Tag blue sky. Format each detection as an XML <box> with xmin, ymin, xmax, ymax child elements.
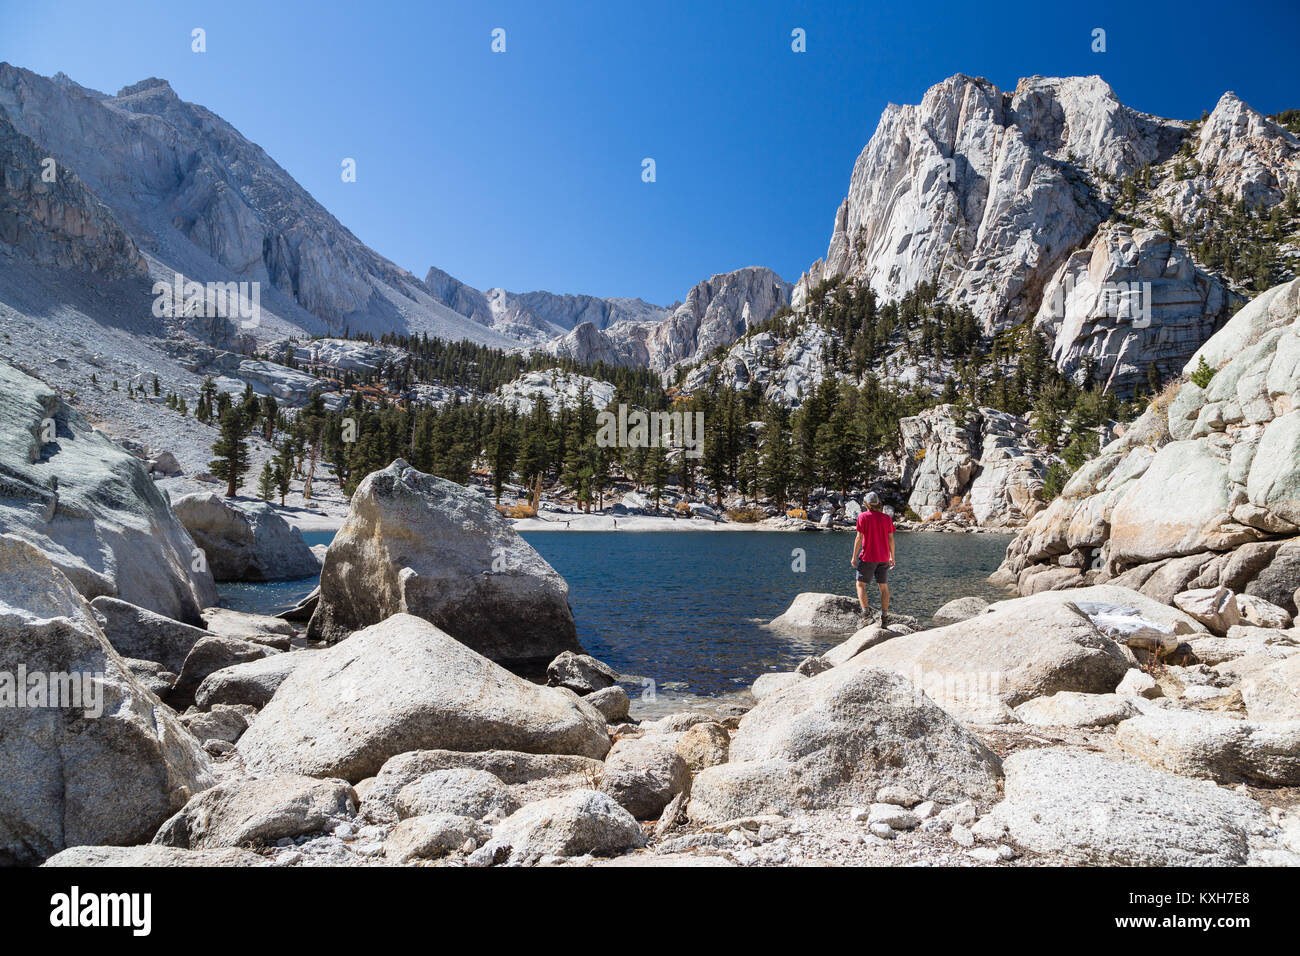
<box><xmin>4</xmin><ymin>0</ymin><xmax>1299</xmax><ymax>304</ymax></box>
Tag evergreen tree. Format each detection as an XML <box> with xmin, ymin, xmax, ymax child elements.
<box><xmin>257</xmin><ymin>461</ymin><xmax>276</xmax><ymax>501</ymax></box>
<box><xmin>210</xmin><ymin>405</ymin><xmax>253</xmax><ymax>498</ymax></box>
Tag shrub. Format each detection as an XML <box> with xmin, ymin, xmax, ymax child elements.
<box><xmin>1189</xmin><ymin>356</ymin><xmax>1215</xmax><ymax>389</ymax></box>
<box><xmin>497</xmin><ymin>502</ymin><xmax>536</xmax><ymax>519</ymax></box>
<box><xmin>726</xmin><ymin>506</ymin><xmax>764</xmax><ymax>523</ymax></box>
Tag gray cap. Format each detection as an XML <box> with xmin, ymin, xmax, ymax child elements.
<box><xmin>864</xmin><ymin>492</ymin><xmax>881</xmax><ymax>506</ymax></box>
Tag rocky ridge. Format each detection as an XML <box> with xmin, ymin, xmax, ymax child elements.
<box><xmin>999</xmin><ymin>275</ymin><xmax>1300</xmax><ymax>608</ymax></box>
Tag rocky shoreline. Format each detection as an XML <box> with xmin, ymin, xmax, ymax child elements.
<box><xmin>4</xmin><ymin>375</ymin><xmax>1298</xmax><ymax>866</ymax></box>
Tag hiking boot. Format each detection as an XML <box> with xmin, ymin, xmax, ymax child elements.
<box><xmin>880</xmin><ymin>611</ymin><xmax>890</xmax><ymax>628</ymax></box>
<box><xmin>859</xmin><ymin>610</ymin><xmax>873</xmax><ymax>629</ymax></box>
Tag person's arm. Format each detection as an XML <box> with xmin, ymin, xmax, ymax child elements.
<box><xmin>888</xmin><ymin>532</ymin><xmax>895</xmax><ymax>567</ymax></box>
<box><xmin>852</xmin><ymin>531</ymin><xmax>862</xmax><ymax>566</ymax></box>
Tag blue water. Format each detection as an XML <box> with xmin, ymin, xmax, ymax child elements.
<box><xmin>214</xmin><ymin>531</ymin><xmax>334</xmax><ymax>615</ymax></box>
<box><xmin>220</xmin><ymin>529</ymin><xmax>1010</xmax><ymax>704</ymax></box>
<box><xmin>525</xmin><ymin>531</ymin><xmax>1010</xmax><ymax>699</ymax></box>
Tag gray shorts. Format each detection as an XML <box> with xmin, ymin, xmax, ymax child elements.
<box><xmin>856</xmin><ymin>561</ymin><xmax>889</xmax><ymax>584</ymax></box>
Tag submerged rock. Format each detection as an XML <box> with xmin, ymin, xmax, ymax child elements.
<box><xmin>307</xmin><ymin>461</ymin><xmax>579</xmax><ymax>664</ymax></box>
<box><xmin>767</xmin><ymin>592</ymin><xmax>863</xmax><ymax>635</ymax></box>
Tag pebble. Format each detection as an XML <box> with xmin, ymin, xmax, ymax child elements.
<box><xmin>875</xmin><ymin>785</ymin><xmax>921</xmax><ymax>807</ymax></box>
<box><xmin>951</xmin><ymin>825</ymin><xmax>975</xmax><ymax>848</ymax></box>
<box><xmin>869</xmin><ymin>803</ymin><xmax>920</xmax><ymax>830</ymax></box>
<box><xmin>939</xmin><ymin>801</ymin><xmax>977</xmax><ymax>827</ymax></box>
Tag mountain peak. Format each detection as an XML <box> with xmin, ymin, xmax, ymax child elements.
<box><xmin>114</xmin><ymin>77</ymin><xmax>177</xmax><ymax>100</ymax></box>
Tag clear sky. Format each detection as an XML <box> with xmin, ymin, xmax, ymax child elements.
<box><xmin>4</xmin><ymin>0</ymin><xmax>1299</xmax><ymax>305</ymax></box>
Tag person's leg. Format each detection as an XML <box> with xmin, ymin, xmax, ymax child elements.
<box><xmin>855</xmin><ymin>578</ymin><xmax>870</xmax><ymax>614</ymax></box>
<box><xmin>879</xmin><ymin>582</ymin><xmax>890</xmax><ymax>615</ymax></box>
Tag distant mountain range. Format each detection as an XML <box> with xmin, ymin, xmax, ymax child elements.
<box><xmin>0</xmin><ymin>63</ymin><xmax>791</xmax><ymax>375</ymax></box>
<box><xmin>2</xmin><ymin>64</ymin><xmax>1296</xmax><ymax>396</ymax></box>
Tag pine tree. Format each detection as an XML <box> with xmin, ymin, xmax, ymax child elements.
<box><xmin>275</xmin><ymin>441</ymin><xmax>295</xmax><ymax>505</ymax></box>
<box><xmin>257</xmin><ymin>461</ymin><xmax>276</xmax><ymax>501</ymax></box>
<box><xmin>210</xmin><ymin>405</ymin><xmax>252</xmax><ymax>498</ymax></box>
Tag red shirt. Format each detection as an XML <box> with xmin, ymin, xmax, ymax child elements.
<box><xmin>856</xmin><ymin>510</ymin><xmax>895</xmax><ymax>563</ymax></box>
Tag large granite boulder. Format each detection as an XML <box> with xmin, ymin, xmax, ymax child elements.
<box><xmin>306</xmin><ymin>461</ymin><xmax>579</xmax><ymax>664</ymax></box>
<box><xmin>476</xmin><ymin>790</ymin><xmax>645</xmax><ymax>864</ymax></box>
<box><xmin>193</xmin><ymin>652</ymin><xmax>305</xmax><ymax>710</ymax></box>
<box><xmin>90</xmin><ymin>595</ymin><xmax>210</xmax><ymax>674</ymax></box>
<box><xmin>394</xmin><ymin>769</ymin><xmax>519</xmax><ymax>821</ymax></box>
<box><xmin>237</xmin><ymin>614</ymin><xmax>610</xmax><ymax>781</ymax></box>
<box><xmin>853</xmin><ymin>589</ymin><xmax>1134</xmax><ymax>719</ymax></box>
<box><xmin>1116</xmin><ymin>710</ymin><xmax>1300</xmax><ymax>786</ymax></box>
<box><xmin>172</xmin><ymin>493</ymin><xmax>320</xmax><ymax>582</ymax></box>
<box><xmin>41</xmin><ymin>845</ymin><xmax>266</xmax><ymax>867</ymax></box>
<box><xmin>154</xmin><ymin>775</ymin><xmax>357</xmax><ymax>849</ymax></box>
<box><xmin>384</xmin><ymin>814</ymin><xmax>491</xmax><ymax>863</ymax></box>
<box><xmin>598</xmin><ymin>738</ymin><xmax>691</xmax><ymax>820</ymax></box>
<box><xmin>688</xmin><ymin>665</ymin><xmax>1002</xmax><ymax>824</ymax></box>
<box><xmin>361</xmin><ymin>749</ymin><xmax>607</xmax><ymax>825</ymax></box>
<box><xmin>985</xmin><ymin>748</ymin><xmax>1276</xmax><ymax>866</ymax></box>
<box><xmin>0</xmin><ymin>361</ymin><xmax>216</xmax><ymax>623</ymax></box>
<box><xmin>1241</xmin><ymin>655</ymin><xmax>1300</xmax><ymax>721</ymax></box>
<box><xmin>0</xmin><ymin>535</ymin><xmax>214</xmax><ymax>865</ymax></box>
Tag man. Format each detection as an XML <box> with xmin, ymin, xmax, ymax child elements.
<box><xmin>851</xmin><ymin>492</ymin><xmax>896</xmax><ymax>627</ymax></box>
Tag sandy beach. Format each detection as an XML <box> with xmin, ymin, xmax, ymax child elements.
<box><xmin>511</xmin><ymin>511</ymin><xmax>841</xmax><ymax>533</ymax></box>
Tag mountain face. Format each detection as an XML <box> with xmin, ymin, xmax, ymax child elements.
<box><xmin>0</xmin><ymin>65</ymin><xmax>515</xmax><ymax>347</ymax></box>
<box><xmin>794</xmin><ymin>75</ymin><xmax>1185</xmax><ymax>324</ymax></box>
<box><xmin>544</xmin><ymin>267</ymin><xmax>792</xmax><ymax>372</ymax></box>
<box><xmin>0</xmin><ymin>107</ymin><xmax>145</xmax><ymax>278</ymax></box>
<box><xmin>423</xmin><ymin>265</ymin><xmax>670</xmax><ymax>345</ymax></box>
<box><xmin>1033</xmin><ymin>225</ymin><xmax>1235</xmax><ymax>392</ymax></box>
<box><xmin>783</xmin><ymin>74</ymin><xmax>1299</xmax><ymax>394</ymax></box>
